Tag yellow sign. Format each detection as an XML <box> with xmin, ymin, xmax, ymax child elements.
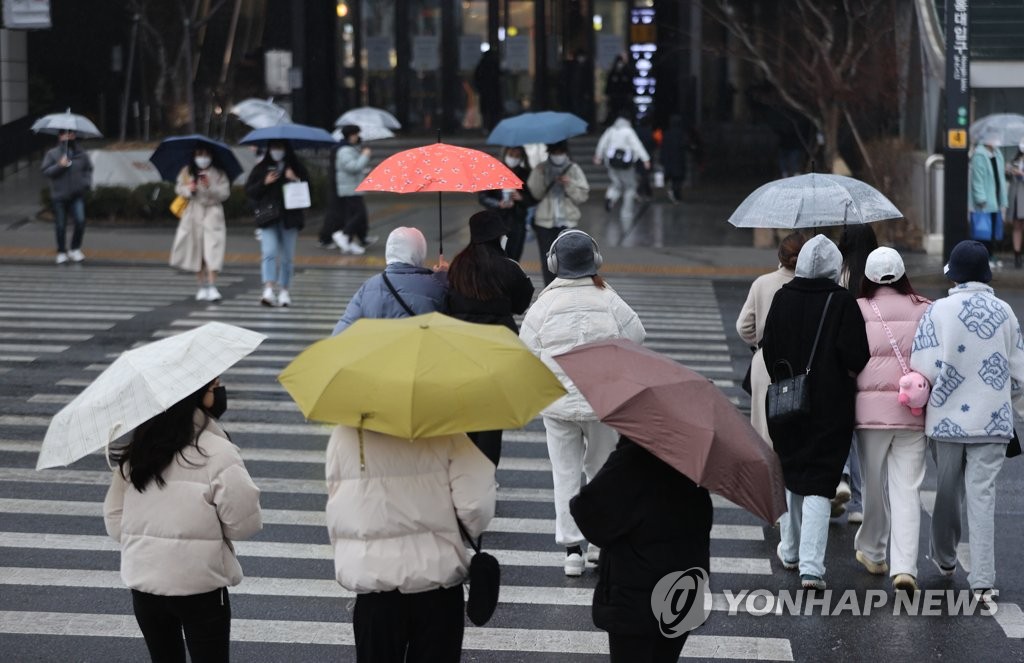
<box><xmin>948</xmin><ymin>129</ymin><xmax>967</xmax><ymax>149</ymax></box>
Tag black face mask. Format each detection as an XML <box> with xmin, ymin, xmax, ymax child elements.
<box><xmin>207</xmin><ymin>386</ymin><xmax>228</xmax><ymax>419</ymax></box>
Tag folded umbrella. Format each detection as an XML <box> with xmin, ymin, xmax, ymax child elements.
<box><xmin>31</xmin><ymin>108</ymin><xmax>103</xmax><ymax>138</ymax></box>
<box><xmin>278</xmin><ymin>312</ymin><xmax>565</xmax><ymax>439</ymax></box>
<box><xmin>727</xmin><ymin>173</ymin><xmax>903</xmax><ymax>229</ymax></box>
<box><xmin>553</xmin><ymin>338</ymin><xmax>787</xmax><ymax>523</ymax></box>
<box><xmin>486</xmin><ymin>111</ymin><xmax>588</xmax><ymax>147</ymax></box>
<box><xmin>38</xmin><ymin>322</ymin><xmax>266</xmax><ymax>470</ymax></box>
<box><xmin>239</xmin><ymin>123</ymin><xmax>336</xmax><ymax>150</ymax></box>
<box><xmin>149</xmin><ymin>134</ymin><xmax>243</xmax><ymax>183</ymax></box>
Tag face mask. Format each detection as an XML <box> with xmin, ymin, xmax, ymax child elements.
<box><xmin>504</xmin><ymin>156</ymin><xmax>522</xmax><ymax>169</ymax></box>
<box><xmin>269</xmin><ymin>149</ymin><xmax>286</xmax><ymax>162</ymax></box>
<box><xmin>206</xmin><ymin>386</ymin><xmax>228</xmax><ymax>419</ymax></box>
<box><xmin>549</xmin><ymin>154</ymin><xmax>568</xmax><ymax>166</ymax></box>
<box><xmin>194</xmin><ymin>156</ymin><xmax>212</xmax><ymax>169</ymax></box>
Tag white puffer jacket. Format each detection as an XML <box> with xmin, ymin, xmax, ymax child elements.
<box><xmin>103</xmin><ymin>415</ymin><xmax>262</xmax><ymax>596</ymax></box>
<box><xmin>326</xmin><ymin>426</ymin><xmax>496</xmax><ymax>594</ymax></box>
<box><xmin>520</xmin><ymin>278</ymin><xmax>646</xmax><ymax>420</ymax></box>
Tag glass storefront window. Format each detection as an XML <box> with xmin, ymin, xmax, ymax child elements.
<box><xmin>408</xmin><ymin>1</ymin><xmax>441</xmax><ymax>129</ymax></box>
<box><xmin>361</xmin><ymin>0</ymin><xmax>397</xmax><ymax>115</ymax></box>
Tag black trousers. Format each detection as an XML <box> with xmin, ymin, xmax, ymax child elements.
<box><xmin>340</xmin><ymin>196</ymin><xmax>370</xmax><ymax>243</ymax></box>
<box><xmin>608</xmin><ymin>632</ymin><xmax>688</xmax><ymax>663</ymax></box>
<box><xmin>533</xmin><ymin>224</ymin><xmax>565</xmax><ymax>286</ymax></box>
<box><xmin>319</xmin><ymin>196</ymin><xmax>345</xmax><ymax>244</ymax></box>
<box><xmin>131</xmin><ymin>588</ymin><xmax>230</xmax><ymax>663</ymax></box>
<box><xmin>468</xmin><ymin>429</ymin><xmax>503</xmax><ymax>466</ymax></box>
<box><xmin>353</xmin><ymin>585</ymin><xmax>465</xmax><ymax>663</ymax></box>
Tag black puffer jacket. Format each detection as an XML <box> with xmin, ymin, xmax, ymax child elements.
<box><xmin>446</xmin><ymin>246</ymin><xmax>535</xmax><ymax>333</ymax></box>
<box><xmin>570</xmin><ymin>437</ymin><xmax>712</xmax><ymax>636</ymax></box>
<box><xmin>245</xmin><ymin>155</ymin><xmax>310</xmax><ymax>230</ymax></box>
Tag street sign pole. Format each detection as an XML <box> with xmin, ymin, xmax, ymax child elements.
<box><xmin>943</xmin><ymin>0</ymin><xmax>970</xmax><ymax>261</ymax></box>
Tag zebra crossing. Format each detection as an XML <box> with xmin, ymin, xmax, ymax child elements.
<box><xmin>0</xmin><ymin>263</ymin><xmax>795</xmax><ymax>661</ymax></box>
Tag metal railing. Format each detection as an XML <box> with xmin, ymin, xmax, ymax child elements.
<box><xmin>923</xmin><ymin>153</ymin><xmax>945</xmax><ymax>254</ymax></box>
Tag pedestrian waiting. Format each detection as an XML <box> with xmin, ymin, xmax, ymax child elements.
<box><xmin>910</xmin><ymin>240</ymin><xmax>1024</xmax><ymax>602</ymax></box>
<box><xmin>852</xmin><ymin>247</ymin><xmax>931</xmax><ymax>592</ymax></box>
<box><xmin>42</xmin><ymin>129</ymin><xmax>93</xmax><ymax>264</ymax></box>
<box><xmin>520</xmin><ymin>229</ymin><xmax>645</xmax><ymax>576</ymax></box>
<box><xmin>761</xmin><ymin>234</ymin><xmax>869</xmax><ymax>590</ymax></box>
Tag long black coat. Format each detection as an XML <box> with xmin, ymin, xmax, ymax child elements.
<box><xmin>570</xmin><ymin>437</ymin><xmax>712</xmax><ymax>636</ymax></box>
<box><xmin>761</xmin><ymin>277</ymin><xmax>870</xmax><ymax>497</ymax></box>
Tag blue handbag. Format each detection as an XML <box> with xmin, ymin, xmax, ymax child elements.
<box><xmin>970</xmin><ymin>210</ymin><xmax>1004</xmax><ymax>242</ymax></box>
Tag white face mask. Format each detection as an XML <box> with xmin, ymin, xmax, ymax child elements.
<box><xmin>504</xmin><ymin>156</ymin><xmax>522</xmax><ymax>169</ymax></box>
<box><xmin>269</xmin><ymin>149</ymin><xmax>286</xmax><ymax>162</ymax></box>
<box><xmin>549</xmin><ymin>154</ymin><xmax>569</xmax><ymax>166</ymax></box>
<box><xmin>194</xmin><ymin>156</ymin><xmax>212</xmax><ymax>169</ymax></box>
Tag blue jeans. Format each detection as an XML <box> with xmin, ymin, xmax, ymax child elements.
<box><xmin>780</xmin><ymin>491</ymin><xmax>831</xmax><ymax>578</ymax></box>
<box><xmin>260</xmin><ymin>221</ymin><xmax>298</xmax><ymax>288</ymax></box>
<box><xmin>843</xmin><ymin>434</ymin><xmax>863</xmax><ymax>513</ymax></box>
<box><xmin>53</xmin><ymin>196</ymin><xmax>86</xmax><ymax>253</ymax></box>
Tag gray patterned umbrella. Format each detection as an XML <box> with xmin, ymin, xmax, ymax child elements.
<box><xmin>727</xmin><ymin>173</ymin><xmax>903</xmax><ymax>229</ymax></box>
<box><xmin>31</xmin><ymin>109</ymin><xmax>102</xmax><ymax>138</ymax></box>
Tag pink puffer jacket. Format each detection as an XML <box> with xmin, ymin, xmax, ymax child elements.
<box><xmin>855</xmin><ymin>288</ymin><xmax>931</xmax><ymax>430</ymax></box>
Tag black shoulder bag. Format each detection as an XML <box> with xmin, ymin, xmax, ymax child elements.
<box><xmin>457</xmin><ymin>519</ymin><xmax>500</xmax><ymax>626</ymax></box>
<box><xmin>381</xmin><ymin>272</ymin><xmax>416</xmax><ymax>316</ymax></box>
<box><xmin>766</xmin><ymin>292</ymin><xmax>833</xmax><ymax>425</ymax></box>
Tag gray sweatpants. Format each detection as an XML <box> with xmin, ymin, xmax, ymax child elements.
<box><xmin>929</xmin><ymin>439</ymin><xmax>1007</xmax><ymax>590</ymax></box>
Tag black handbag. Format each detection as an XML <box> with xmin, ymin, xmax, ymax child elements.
<box><xmin>253</xmin><ymin>199</ymin><xmax>282</xmax><ymax>227</ymax></box>
<box><xmin>766</xmin><ymin>292</ymin><xmax>833</xmax><ymax>425</ymax></box>
<box><xmin>457</xmin><ymin>519</ymin><xmax>500</xmax><ymax>626</ymax></box>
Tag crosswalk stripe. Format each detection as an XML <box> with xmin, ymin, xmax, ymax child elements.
<box><xmin>0</xmin><ymin>610</ymin><xmax>794</xmax><ymax>659</ymax></box>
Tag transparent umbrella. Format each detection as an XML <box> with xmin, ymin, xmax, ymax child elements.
<box><xmin>335</xmin><ymin>106</ymin><xmax>402</xmax><ymax>130</ymax></box>
<box><xmin>727</xmin><ymin>173</ymin><xmax>903</xmax><ymax>229</ymax></box>
<box><xmin>31</xmin><ymin>109</ymin><xmax>103</xmax><ymax>138</ymax></box>
<box><xmin>230</xmin><ymin>98</ymin><xmax>291</xmax><ymax>129</ymax></box>
<box><xmin>970</xmin><ymin>113</ymin><xmax>1024</xmax><ymax>147</ymax></box>
<box><xmin>332</xmin><ymin>125</ymin><xmax>395</xmax><ymax>142</ymax></box>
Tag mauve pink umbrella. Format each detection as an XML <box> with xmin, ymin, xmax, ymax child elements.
<box><xmin>554</xmin><ymin>338</ymin><xmax>787</xmax><ymax>523</ymax></box>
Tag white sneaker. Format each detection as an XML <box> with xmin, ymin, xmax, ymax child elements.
<box><xmin>363</xmin><ymin>235</ymin><xmax>379</xmax><ymax>248</ymax></box>
<box><xmin>254</xmin><ymin>228</ymin><xmax>263</xmax><ymax>241</ymax></box>
<box><xmin>277</xmin><ymin>289</ymin><xmax>291</xmax><ymax>307</ymax></box>
<box><xmin>68</xmin><ymin>249</ymin><xmax>85</xmax><ymax>262</ymax></box>
<box><xmin>55</xmin><ymin>252</ymin><xmax>69</xmax><ymax>264</ymax></box>
<box><xmin>260</xmin><ymin>286</ymin><xmax>276</xmax><ymax>307</ymax></box>
<box><xmin>586</xmin><ymin>544</ymin><xmax>601</xmax><ymax>565</ymax></box>
<box><xmin>206</xmin><ymin>286</ymin><xmax>222</xmax><ymax>302</ymax></box>
<box><xmin>195</xmin><ymin>286</ymin><xmax>210</xmax><ymax>301</ymax></box>
<box><xmin>332</xmin><ymin>231</ymin><xmax>351</xmax><ymax>253</ymax></box>
<box><xmin>348</xmin><ymin>242</ymin><xmax>366</xmax><ymax>255</ymax></box>
<box><xmin>564</xmin><ymin>553</ymin><xmax>585</xmax><ymax>577</ymax></box>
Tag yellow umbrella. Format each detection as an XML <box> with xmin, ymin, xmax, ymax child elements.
<box><xmin>278</xmin><ymin>312</ymin><xmax>565</xmax><ymax>439</ymax></box>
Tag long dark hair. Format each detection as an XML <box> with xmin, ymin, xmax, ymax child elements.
<box><xmin>448</xmin><ymin>241</ymin><xmax>508</xmax><ymax>300</ymax></box>
<box><xmin>859</xmin><ymin>274</ymin><xmax>929</xmax><ymax>304</ymax></box>
<box><xmin>839</xmin><ymin>225</ymin><xmax>878</xmax><ymax>296</ymax></box>
<box><xmin>109</xmin><ymin>382</ymin><xmax>211</xmax><ymax>492</ymax></box>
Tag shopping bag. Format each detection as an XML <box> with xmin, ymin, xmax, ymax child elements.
<box><xmin>970</xmin><ymin>211</ymin><xmax>1004</xmax><ymax>242</ymax></box>
<box><xmin>283</xmin><ymin>181</ymin><xmax>312</xmax><ymax>210</ymax></box>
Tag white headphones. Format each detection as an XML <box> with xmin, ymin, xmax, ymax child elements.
<box><xmin>546</xmin><ymin>229</ymin><xmax>604</xmax><ymax>276</ymax></box>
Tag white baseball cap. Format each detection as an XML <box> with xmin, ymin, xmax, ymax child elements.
<box><xmin>864</xmin><ymin>247</ymin><xmax>906</xmax><ymax>284</ymax></box>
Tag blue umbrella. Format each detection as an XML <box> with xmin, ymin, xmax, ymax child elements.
<box><xmin>239</xmin><ymin>123</ymin><xmax>336</xmax><ymax>150</ymax></box>
<box><xmin>486</xmin><ymin>111</ymin><xmax>588</xmax><ymax>147</ymax></box>
<box><xmin>149</xmin><ymin>134</ymin><xmax>244</xmax><ymax>183</ymax></box>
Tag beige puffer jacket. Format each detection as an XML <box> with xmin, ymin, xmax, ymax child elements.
<box><xmin>325</xmin><ymin>426</ymin><xmax>496</xmax><ymax>594</ymax></box>
<box><xmin>103</xmin><ymin>414</ymin><xmax>262</xmax><ymax>596</ymax></box>
<box><xmin>520</xmin><ymin>277</ymin><xmax>646</xmax><ymax>420</ymax></box>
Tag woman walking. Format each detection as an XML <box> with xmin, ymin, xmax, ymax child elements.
<box><xmin>170</xmin><ymin>146</ymin><xmax>231</xmax><ymax>302</ymax></box>
<box><xmin>478</xmin><ymin>146</ymin><xmax>535</xmax><ymax>262</ymax></box>
<box><xmin>520</xmin><ymin>230</ymin><xmax>645</xmax><ymax>576</ymax></box>
<box><xmin>761</xmin><ymin>235</ymin><xmax>869</xmax><ymax>590</ymax></box>
<box><xmin>735</xmin><ymin>232</ymin><xmax>805</xmax><ymax>447</ymax></box>
<box><xmin>526</xmin><ymin>140</ymin><xmax>590</xmax><ymax>285</ymax></box>
<box><xmin>326</xmin><ymin>426</ymin><xmax>495</xmax><ymax>662</ymax></box>
<box><xmin>104</xmin><ymin>378</ymin><xmax>262</xmax><ymax>662</ymax></box>
<box><xmin>853</xmin><ymin>247</ymin><xmax>931</xmax><ymax>591</ymax></box>
<box><xmin>447</xmin><ymin>210</ymin><xmax>535</xmax><ymax>464</ymax></box>
<box><xmin>245</xmin><ymin>140</ymin><xmax>310</xmax><ymax>307</ymax></box>
<box><xmin>570</xmin><ymin>435</ymin><xmax>712</xmax><ymax>662</ymax></box>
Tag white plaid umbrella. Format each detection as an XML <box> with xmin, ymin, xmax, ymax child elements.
<box><xmin>31</xmin><ymin>109</ymin><xmax>103</xmax><ymax>138</ymax></box>
<box><xmin>727</xmin><ymin>173</ymin><xmax>903</xmax><ymax>229</ymax></box>
<box><xmin>335</xmin><ymin>106</ymin><xmax>402</xmax><ymax>130</ymax></box>
<box><xmin>37</xmin><ymin>322</ymin><xmax>266</xmax><ymax>470</ymax></box>
<box><xmin>230</xmin><ymin>97</ymin><xmax>291</xmax><ymax>129</ymax></box>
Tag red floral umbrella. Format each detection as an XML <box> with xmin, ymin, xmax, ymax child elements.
<box><xmin>356</xmin><ymin>142</ymin><xmax>523</xmax><ymax>256</ymax></box>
